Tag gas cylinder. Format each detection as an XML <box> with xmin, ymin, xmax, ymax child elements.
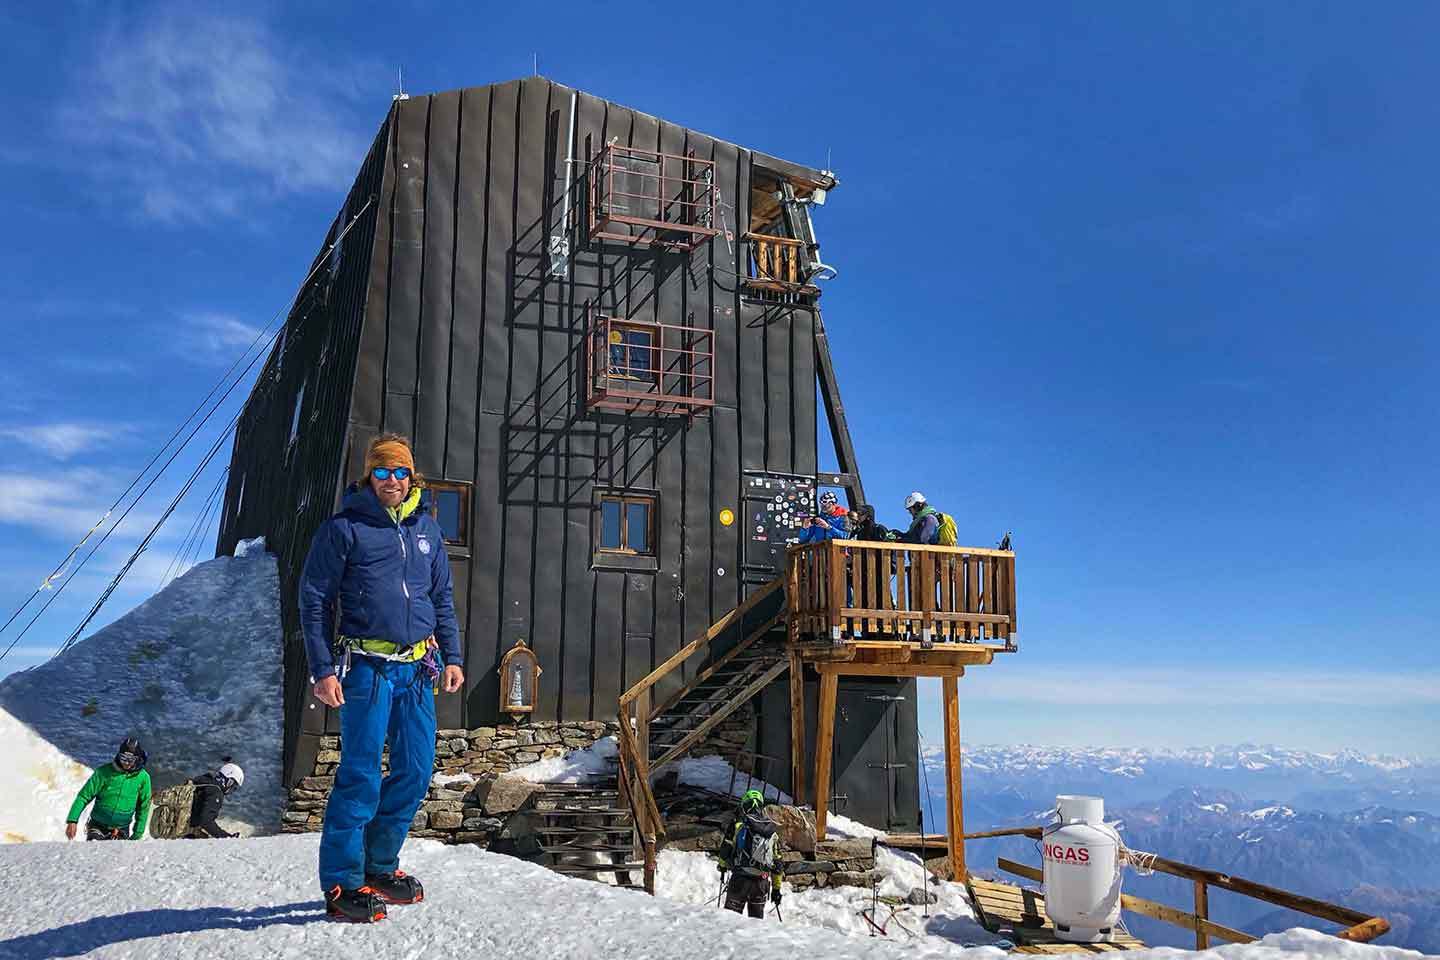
<box><xmin>1041</xmin><ymin>795</ymin><xmax>1123</xmax><ymax>943</ymax></box>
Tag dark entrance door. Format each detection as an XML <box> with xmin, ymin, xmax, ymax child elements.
<box><xmin>832</xmin><ymin>678</ymin><xmax>921</xmax><ymax>833</ymax></box>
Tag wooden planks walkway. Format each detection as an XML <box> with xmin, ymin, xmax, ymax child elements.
<box><xmin>966</xmin><ymin>876</ymin><xmax>1147</xmax><ymax>954</ymax></box>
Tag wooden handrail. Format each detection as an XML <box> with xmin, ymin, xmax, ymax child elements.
<box><xmin>620</xmin><ymin>577</ymin><xmax>782</xmax><ymax>707</ymax></box>
<box><xmin>973</xmin><ymin>829</ymin><xmax>1390</xmax><ymax>945</ymax></box>
<box><xmin>787</xmin><ymin>540</ymin><xmax>1017</xmax><ymax>645</ymax></box>
<box><xmin>614</xmin><ymin>576</ymin><xmax>786</xmax><ymax>895</ymax></box>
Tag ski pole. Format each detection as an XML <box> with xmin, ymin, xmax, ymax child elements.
<box><xmin>714</xmin><ymin>870</ymin><xmax>727</xmax><ymax>908</ymax></box>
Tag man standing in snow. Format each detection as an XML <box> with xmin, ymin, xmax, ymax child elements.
<box><xmin>65</xmin><ymin>736</ymin><xmax>152</xmax><ymax>841</ymax></box>
<box><xmin>300</xmin><ymin>434</ymin><xmax>464</xmax><ymax>923</ymax></box>
<box><xmin>715</xmin><ymin>790</ymin><xmax>785</xmax><ymax>919</ymax></box>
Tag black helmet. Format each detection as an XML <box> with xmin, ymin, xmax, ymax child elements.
<box><xmin>114</xmin><ymin>736</ymin><xmax>147</xmax><ymax>773</ymax></box>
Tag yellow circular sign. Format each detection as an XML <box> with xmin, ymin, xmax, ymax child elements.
<box><xmin>719</xmin><ymin>509</ymin><xmax>735</xmax><ymax>527</ymax></box>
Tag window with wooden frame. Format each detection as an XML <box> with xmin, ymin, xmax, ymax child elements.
<box><xmin>596</xmin><ymin>493</ymin><xmax>655</xmax><ymax>556</ymax></box>
<box><xmin>426</xmin><ymin>480</ymin><xmax>471</xmax><ymax>547</ymax></box>
<box><xmin>606</xmin><ymin>323</ymin><xmax>658</xmax><ymax>384</ymax></box>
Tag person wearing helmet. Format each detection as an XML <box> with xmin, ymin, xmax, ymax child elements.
<box><xmin>797</xmin><ymin>489</ymin><xmax>849</xmax><ymax>544</ymax></box>
<box><xmin>715</xmin><ymin>789</ymin><xmax>785</xmax><ymax>918</ymax></box>
<box><xmin>65</xmin><ymin>736</ymin><xmax>152</xmax><ymax>841</ymax></box>
<box><xmin>184</xmin><ymin>760</ymin><xmax>245</xmax><ymax>839</ymax></box>
<box><xmin>300</xmin><ymin>433</ymin><xmax>464</xmax><ymax>923</ymax></box>
<box><xmin>900</xmin><ymin>491</ymin><xmax>941</xmax><ymax>545</ymax></box>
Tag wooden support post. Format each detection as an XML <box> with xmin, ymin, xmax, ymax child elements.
<box><xmin>813</xmin><ymin>665</ymin><xmax>839</xmax><ymax>840</ymax></box>
<box><xmin>1194</xmin><ymin>880</ymin><xmax>1210</xmax><ymax>950</ymax></box>
<box><xmin>789</xmin><ymin>650</ymin><xmax>806</xmax><ymax>805</ymax></box>
<box><xmin>942</xmin><ymin>674</ymin><xmax>965</xmax><ymax>880</ymax></box>
<box><xmin>635</xmin><ymin>688</ymin><xmax>651</xmax><ymax>780</ymax></box>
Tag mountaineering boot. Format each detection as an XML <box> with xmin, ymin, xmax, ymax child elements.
<box><xmin>365</xmin><ymin>870</ymin><xmax>424</xmax><ymax>904</ymax></box>
<box><xmin>325</xmin><ymin>885</ymin><xmax>387</xmax><ymax>923</ymax></box>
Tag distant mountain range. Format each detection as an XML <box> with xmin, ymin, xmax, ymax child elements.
<box><xmin>917</xmin><ymin>744</ymin><xmax>1440</xmax><ymax>952</ymax></box>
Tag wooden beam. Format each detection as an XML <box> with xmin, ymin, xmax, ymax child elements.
<box><xmin>829</xmin><ymin>662</ymin><xmax>966</xmax><ymax>678</ymax></box>
<box><xmin>620</xmin><ymin>577</ymin><xmax>780</xmax><ymax>707</ymax></box>
<box><xmin>635</xmin><ymin>687</ymin><xmax>650</xmax><ymax>782</ymax></box>
<box><xmin>789</xmin><ymin>649</ymin><xmax>806</xmax><ymax>806</ymax></box>
<box><xmin>942</xmin><ymin>674</ymin><xmax>965</xmax><ymax>880</ymax></box>
<box><xmin>1194</xmin><ymin>880</ymin><xmax>1209</xmax><ymax>950</ymax></box>
<box><xmin>814</xmin><ymin>313</ymin><xmax>866</xmax><ymax>507</ymax></box>
<box><xmin>813</xmin><ymin>666</ymin><xmax>839</xmax><ymax>840</ymax></box>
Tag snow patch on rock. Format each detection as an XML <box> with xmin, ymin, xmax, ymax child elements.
<box><xmin>0</xmin><ymin>707</ymin><xmax>93</xmax><ymax>844</ymax></box>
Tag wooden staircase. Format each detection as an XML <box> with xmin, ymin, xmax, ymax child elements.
<box><xmin>615</xmin><ymin>577</ymin><xmax>790</xmax><ymax>893</ymax></box>
<box><xmin>530</xmin><ymin>781</ymin><xmax>643</xmax><ymax>887</ymax></box>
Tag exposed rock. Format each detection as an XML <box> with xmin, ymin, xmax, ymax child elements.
<box><xmin>471</xmin><ymin>773</ymin><xmax>540</xmax><ymax>816</ymax></box>
<box><xmin>763</xmin><ymin>804</ymin><xmax>816</xmax><ymax>854</ymax></box>
<box><xmin>815</xmin><ymin>837</ymin><xmax>873</xmax><ymax>862</ymax></box>
<box><xmin>315</xmin><ymin>750</ymin><xmax>341</xmax><ymax>764</ymax></box>
<box><xmin>430</xmin><ymin>811</ymin><xmax>464</xmax><ymax>830</ymax></box>
<box><xmin>923</xmin><ymin>856</ymin><xmax>955</xmax><ymax>881</ymax></box>
<box><xmin>437</xmin><ymin>728</ymin><xmax>468</xmax><ymax>738</ymax></box>
<box><xmin>462</xmin><ymin>816</ymin><xmax>503</xmax><ymax>831</ymax></box>
<box><xmin>779</xmin><ymin>860</ymin><xmax>835</xmax><ymax>876</ymax></box>
<box><xmin>829</xmin><ymin>869</ymin><xmax>884</xmax><ymax>888</ymax></box>
<box><xmin>468</xmin><ymin>727</ymin><xmax>497</xmax><ymax>739</ymax></box>
<box><xmin>512</xmin><ymin>751</ymin><xmax>540</xmax><ymax>763</ymax></box>
<box><xmin>906</xmin><ymin>886</ymin><xmax>939</xmax><ymax>905</ymax></box>
<box><xmin>411</xmin><ymin>811</ymin><xmax>428</xmax><ymax>830</ymax></box>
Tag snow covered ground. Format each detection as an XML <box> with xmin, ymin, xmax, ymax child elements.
<box><xmin>0</xmin><ymin>834</ymin><xmax>1427</xmax><ymax>960</ymax></box>
<box><xmin>0</xmin><ymin>706</ymin><xmax>92</xmax><ymax>844</ymax></box>
<box><xmin>0</xmin><ymin>542</ymin><xmax>284</xmax><ymax>837</ymax></box>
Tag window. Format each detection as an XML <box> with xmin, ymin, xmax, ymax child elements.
<box><xmin>427</xmin><ymin>480</ymin><xmax>471</xmax><ymax>547</ymax></box>
<box><xmin>288</xmin><ymin>381</ymin><xmax>306</xmax><ymax>449</ymax></box>
<box><xmin>607</xmin><ymin>325</ymin><xmax>656</xmax><ymax>383</ymax></box>
<box><xmin>597</xmin><ymin>494</ymin><xmax>654</xmax><ymax>555</ymax></box>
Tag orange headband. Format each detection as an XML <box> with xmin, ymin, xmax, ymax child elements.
<box><xmin>365</xmin><ymin>439</ymin><xmax>415</xmax><ymax>474</ymax></box>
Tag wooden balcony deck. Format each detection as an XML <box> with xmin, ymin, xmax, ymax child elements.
<box><xmin>786</xmin><ymin>540</ymin><xmax>1017</xmax><ymax>655</ymax></box>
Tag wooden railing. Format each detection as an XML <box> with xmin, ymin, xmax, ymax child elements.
<box><xmin>744</xmin><ymin>232</ymin><xmax>807</xmax><ymax>286</ymax></box>
<box><xmin>787</xmin><ymin>540</ymin><xmax>1016</xmax><ymax>645</ymax></box>
<box><xmin>613</xmin><ymin>577</ymin><xmax>785</xmax><ymax>894</ymax></box>
<box><xmin>970</xmin><ymin>827</ymin><xmax>1389</xmax><ymax>947</ymax></box>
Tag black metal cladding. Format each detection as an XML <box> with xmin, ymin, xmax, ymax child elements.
<box><xmin>220</xmin><ymin>78</ymin><xmax>847</xmax><ymax>785</ymax></box>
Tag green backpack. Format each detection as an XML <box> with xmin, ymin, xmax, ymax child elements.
<box><xmin>935</xmin><ymin>511</ymin><xmax>958</xmax><ymax>547</ymax></box>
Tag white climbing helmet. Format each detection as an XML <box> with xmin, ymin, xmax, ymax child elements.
<box><xmin>218</xmin><ymin>762</ymin><xmax>245</xmax><ymax>793</ymax></box>
<box><xmin>904</xmin><ymin>491</ymin><xmax>927</xmax><ymax>511</ymax></box>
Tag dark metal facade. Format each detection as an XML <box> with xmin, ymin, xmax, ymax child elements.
<box><xmin>222</xmin><ymin>78</ymin><xmax>908</xmax><ymax>793</ymax></box>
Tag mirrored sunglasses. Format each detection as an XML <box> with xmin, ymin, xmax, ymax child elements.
<box><xmin>371</xmin><ymin>466</ymin><xmax>412</xmax><ymax>481</ymax></box>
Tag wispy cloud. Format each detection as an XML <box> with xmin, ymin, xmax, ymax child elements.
<box><xmin>56</xmin><ymin>6</ymin><xmax>374</xmax><ymax>224</ymax></box>
<box><xmin>0</xmin><ymin>423</ymin><xmax>134</xmax><ymax>460</ymax></box>
<box><xmin>0</xmin><ymin>466</ymin><xmax>161</xmax><ymax>540</ymax></box>
<box><xmin>175</xmin><ymin>311</ymin><xmax>269</xmax><ymax>363</ymax></box>
<box><xmin>955</xmin><ymin>665</ymin><xmax>1440</xmax><ymax>707</ymax></box>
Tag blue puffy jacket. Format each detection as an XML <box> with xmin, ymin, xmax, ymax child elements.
<box><xmin>797</xmin><ymin>507</ymin><xmax>849</xmax><ymax>544</ymax></box>
<box><xmin>299</xmin><ymin>484</ymin><xmax>462</xmax><ymax>681</ymax></box>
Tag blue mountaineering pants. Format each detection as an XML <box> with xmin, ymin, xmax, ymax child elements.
<box><xmin>319</xmin><ymin>656</ymin><xmax>436</xmax><ymax>891</ymax></box>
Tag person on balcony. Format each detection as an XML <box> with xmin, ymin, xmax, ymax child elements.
<box><xmin>850</xmin><ymin>503</ymin><xmax>896</xmax><ymax>542</ymax></box>
<box><xmin>797</xmin><ymin>490</ymin><xmax>849</xmax><ymax>544</ymax></box>
<box><xmin>900</xmin><ymin>491</ymin><xmax>957</xmax><ymax>546</ymax></box>
<box><xmin>300</xmin><ymin>433</ymin><xmax>465</xmax><ymax>923</ymax></box>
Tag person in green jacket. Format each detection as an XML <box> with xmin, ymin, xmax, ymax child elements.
<box><xmin>65</xmin><ymin>737</ymin><xmax>152</xmax><ymax>841</ymax></box>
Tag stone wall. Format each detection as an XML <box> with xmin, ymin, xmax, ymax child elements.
<box><xmin>281</xmin><ymin>705</ymin><xmax>757</xmax><ymax>839</ymax></box>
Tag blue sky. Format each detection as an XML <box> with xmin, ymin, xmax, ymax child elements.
<box><xmin>0</xmin><ymin>3</ymin><xmax>1435</xmax><ymax>756</ymax></box>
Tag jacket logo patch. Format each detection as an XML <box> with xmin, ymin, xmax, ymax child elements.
<box><xmin>417</xmin><ymin>536</ymin><xmax>432</xmax><ymax>555</ymax></box>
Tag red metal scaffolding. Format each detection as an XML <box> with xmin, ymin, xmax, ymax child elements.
<box><xmin>588</xmin><ymin>145</ymin><xmax>719</xmax><ymax>251</ymax></box>
<box><xmin>584</xmin><ymin>310</ymin><xmax>714</xmax><ymax>417</ymax></box>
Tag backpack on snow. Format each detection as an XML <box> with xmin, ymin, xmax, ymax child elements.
<box><xmin>731</xmin><ymin>818</ymin><xmax>778</xmax><ymax>873</ymax></box>
<box><xmin>934</xmin><ymin>511</ymin><xmax>958</xmax><ymax>547</ymax></box>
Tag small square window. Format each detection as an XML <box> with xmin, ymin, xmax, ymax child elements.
<box><xmin>596</xmin><ymin>494</ymin><xmax>655</xmax><ymax>556</ymax></box>
<box><xmin>427</xmin><ymin>481</ymin><xmax>471</xmax><ymax>547</ymax></box>
<box><xmin>607</xmin><ymin>326</ymin><xmax>657</xmax><ymax>383</ymax></box>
